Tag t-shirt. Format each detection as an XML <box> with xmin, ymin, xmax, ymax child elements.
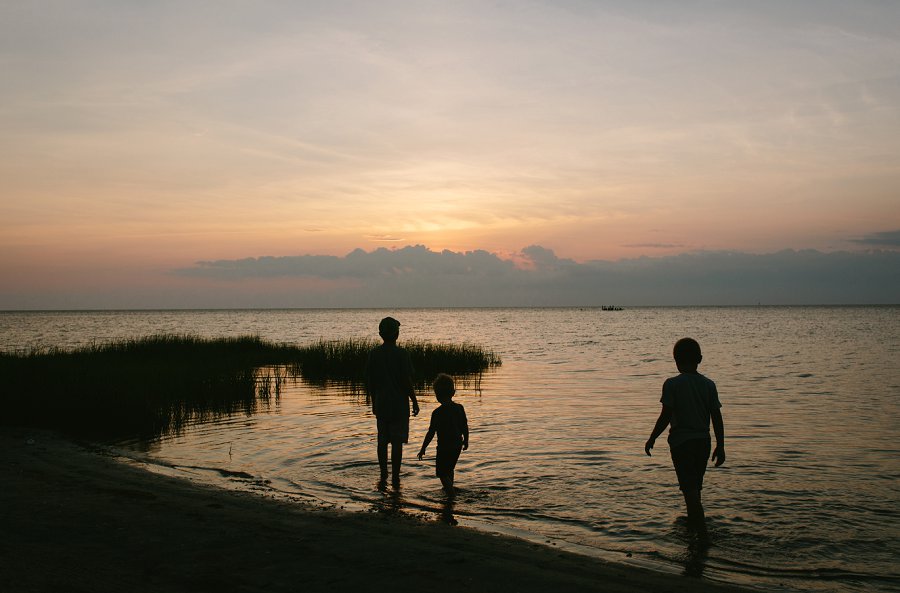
<box><xmin>365</xmin><ymin>344</ymin><xmax>414</xmax><ymax>420</ymax></box>
<box><xmin>428</xmin><ymin>402</ymin><xmax>468</xmax><ymax>450</ymax></box>
<box><xmin>660</xmin><ymin>372</ymin><xmax>721</xmax><ymax>447</ymax></box>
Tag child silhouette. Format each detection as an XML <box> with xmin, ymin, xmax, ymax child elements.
<box><xmin>418</xmin><ymin>373</ymin><xmax>469</xmax><ymax>493</ymax></box>
<box><xmin>645</xmin><ymin>338</ymin><xmax>725</xmax><ymax>533</ymax></box>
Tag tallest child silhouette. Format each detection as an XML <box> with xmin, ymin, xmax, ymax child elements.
<box><xmin>365</xmin><ymin>317</ymin><xmax>419</xmax><ymax>486</ymax></box>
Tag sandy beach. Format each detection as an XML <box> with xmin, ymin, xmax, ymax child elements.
<box><xmin>1</xmin><ymin>428</ymin><xmax>751</xmax><ymax>593</ymax></box>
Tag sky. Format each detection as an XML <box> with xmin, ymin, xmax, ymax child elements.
<box><xmin>1</xmin><ymin>0</ymin><xmax>898</xmax><ymax>308</ymax></box>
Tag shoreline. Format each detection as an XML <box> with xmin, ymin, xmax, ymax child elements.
<box><xmin>1</xmin><ymin>428</ymin><xmax>751</xmax><ymax>593</ymax></box>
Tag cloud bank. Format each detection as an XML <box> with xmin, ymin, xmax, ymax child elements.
<box><xmin>174</xmin><ymin>244</ymin><xmax>900</xmax><ymax>307</ymax></box>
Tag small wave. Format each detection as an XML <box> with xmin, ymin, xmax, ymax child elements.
<box><xmin>330</xmin><ymin>460</ymin><xmax>375</xmax><ymax>471</ymax></box>
<box><xmin>708</xmin><ymin>555</ymin><xmax>898</xmax><ymax>586</ymax></box>
<box><xmin>176</xmin><ymin>463</ymin><xmax>256</xmax><ymax>479</ymax></box>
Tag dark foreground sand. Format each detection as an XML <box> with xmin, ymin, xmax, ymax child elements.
<box><xmin>1</xmin><ymin>429</ymin><xmax>749</xmax><ymax>593</ymax></box>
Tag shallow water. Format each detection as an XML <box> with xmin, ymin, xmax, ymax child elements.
<box><xmin>3</xmin><ymin>307</ymin><xmax>899</xmax><ymax>592</ymax></box>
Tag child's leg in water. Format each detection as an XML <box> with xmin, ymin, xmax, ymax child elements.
<box><xmin>682</xmin><ymin>489</ymin><xmax>707</xmax><ymax>533</ymax></box>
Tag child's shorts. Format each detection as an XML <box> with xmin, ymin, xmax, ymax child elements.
<box><xmin>435</xmin><ymin>445</ymin><xmax>462</xmax><ymax>477</ymax></box>
<box><xmin>376</xmin><ymin>416</ymin><xmax>409</xmax><ymax>445</ymax></box>
<box><xmin>670</xmin><ymin>438</ymin><xmax>711</xmax><ymax>492</ymax></box>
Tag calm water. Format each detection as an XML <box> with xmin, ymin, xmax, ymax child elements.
<box><xmin>2</xmin><ymin>307</ymin><xmax>898</xmax><ymax>593</ymax></box>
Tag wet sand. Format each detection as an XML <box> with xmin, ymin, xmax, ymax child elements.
<box><xmin>1</xmin><ymin>428</ymin><xmax>750</xmax><ymax>593</ymax></box>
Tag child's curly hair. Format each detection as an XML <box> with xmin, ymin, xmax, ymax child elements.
<box><xmin>432</xmin><ymin>373</ymin><xmax>456</xmax><ymax>400</ymax></box>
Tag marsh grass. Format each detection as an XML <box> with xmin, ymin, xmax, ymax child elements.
<box><xmin>0</xmin><ymin>334</ymin><xmax>500</xmax><ymax>440</ymax></box>
<box><xmin>294</xmin><ymin>338</ymin><xmax>501</xmax><ymax>389</ymax></box>
<box><xmin>0</xmin><ymin>335</ymin><xmax>297</xmax><ymax>440</ymax></box>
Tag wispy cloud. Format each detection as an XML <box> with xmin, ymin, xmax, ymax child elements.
<box><xmin>621</xmin><ymin>243</ymin><xmax>686</xmax><ymax>249</ymax></box>
<box><xmin>851</xmin><ymin>230</ymin><xmax>900</xmax><ymax>248</ymax></box>
<box><xmin>366</xmin><ymin>235</ymin><xmax>407</xmax><ymax>243</ymax></box>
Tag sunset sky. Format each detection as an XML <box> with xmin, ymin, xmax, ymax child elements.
<box><xmin>2</xmin><ymin>1</ymin><xmax>899</xmax><ymax>308</ymax></box>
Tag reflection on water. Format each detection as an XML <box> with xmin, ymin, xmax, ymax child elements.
<box><xmin>669</xmin><ymin>517</ymin><xmax>711</xmax><ymax>578</ymax></box>
<box><xmin>5</xmin><ymin>307</ymin><xmax>900</xmax><ymax>593</ymax></box>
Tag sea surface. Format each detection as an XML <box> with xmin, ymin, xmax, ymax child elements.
<box><xmin>2</xmin><ymin>307</ymin><xmax>898</xmax><ymax>593</ymax></box>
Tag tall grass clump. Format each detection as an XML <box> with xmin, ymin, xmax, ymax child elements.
<box><xmin>0</xmin><ymin>335</ymin><xmax>304</xmax><ymax>440</ymax></box>
<box><xmin>405</xmin><ymin>341</ymin><xmax>502</xmax><ymax>386</ymax></box>
<box><xmin>0</xmin><ymin>334</ymin><xmax>500</xmax><ymax>441</ymax></box>
<box><xmin>291</xmin><ymin>338</ymin><xmax>376</xmax><ymax>385</ymax></box>
<box><xmin>293</xmin><ymin>339</ymin><xmax>501</xmax><ymax>388</ymax></box>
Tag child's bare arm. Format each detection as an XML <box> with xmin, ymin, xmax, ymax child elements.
<box><xmin>461</xmin><ymin>407</ymin><xmax>469</xmax><ymax>450</ymax></box>
<box><xmin>417</xmin><ymin>427</ymin><xmax>435</xmax><ymax>459</ymax></box>
<box><xmin>710</xmin><ymin>408</ymin><xmax>725</xmax><ymax>466</ymax></box>
<box><xmin>403</xmin><ymin>376</ymin><xmax>419</xmax><ymax>416</ymax></box>
<box><xmin>645</xmin><ymin>405</ymin><xmax>671</xmax><ymax>456</ymax></box>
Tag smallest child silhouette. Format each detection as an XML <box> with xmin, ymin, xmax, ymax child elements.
<box><xmin>418</xmin><ymin>373</ymin><xmax>469</xmax><ymax>493</ymax></box>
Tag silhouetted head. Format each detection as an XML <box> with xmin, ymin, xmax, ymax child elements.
<box><xmin>378</xmin><ymin>316</ymin><xmax>401</xmax><ymax>342</ymax></box>
<box><xmin>673</xmin><ymin>337</ymin><xmax>702</xmax><ymax>371</ymax></box>
<box><xmin>433</xmin><ymin>373</ymin><xmax>456</xmax><ymax>403</ymax></box>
